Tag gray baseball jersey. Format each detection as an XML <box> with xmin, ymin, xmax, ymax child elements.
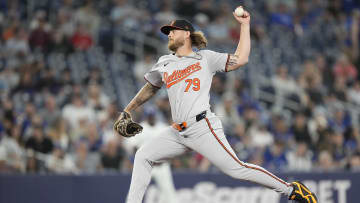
<box><xmin>144</xmin><ymin>50</ymin><xmax>228</xmax><ymax>123</ymax></box>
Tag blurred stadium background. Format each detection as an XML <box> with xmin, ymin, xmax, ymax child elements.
<box><xmin>0</xmin><ymin>0</ymin><xmax>360</xmax><ymax>203</ymax></box>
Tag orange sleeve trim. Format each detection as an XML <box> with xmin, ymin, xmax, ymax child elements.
<box><xmin>225</xmin><ymin>54</ymin><xmax>230</xmax><ymax>72</ymax></box>
<box><xmin>144</xmin><ymin>76</ymin><xmax>162</xmax><ymax>88</ymax></box>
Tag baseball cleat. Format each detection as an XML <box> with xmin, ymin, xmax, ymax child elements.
<box><xmin>289</xmin><ymin>181</ymin><xmax>317</xmax><ymax>203</ymax></box>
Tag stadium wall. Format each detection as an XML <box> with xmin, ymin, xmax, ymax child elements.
<box><xmin>0</xmin><ymin>172</ymin><xmax>358</xmax><ymax>203</ymax></box>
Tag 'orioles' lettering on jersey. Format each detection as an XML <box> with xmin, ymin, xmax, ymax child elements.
<box><xmin>163</xmin><ymin>62</ymin><xmax>202</xmax><ymax>88</ymax></box>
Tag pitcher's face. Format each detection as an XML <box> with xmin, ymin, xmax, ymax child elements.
<box><xmin>167</xmin><ymin>29</ymin><xmax>187</xmax><ymax>52</ymax></box>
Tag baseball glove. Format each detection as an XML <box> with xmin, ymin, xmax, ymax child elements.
<box><xmin>113</xmin><ymin>112</ymin><xmax>143</xmax><ymax>137</ymax></box>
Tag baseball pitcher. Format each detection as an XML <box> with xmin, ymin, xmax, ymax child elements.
<box><xmin>114</xmin><ymin>6</ymin><xmax>317</xmax><ymax>203</ymax></box>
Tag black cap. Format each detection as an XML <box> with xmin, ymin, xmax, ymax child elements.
<box><xmin>160</xmin><ymin>20</ymin><xmax>195</xmax><ymax>35</ymax></box>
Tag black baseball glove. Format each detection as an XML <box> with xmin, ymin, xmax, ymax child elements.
<box><xmin>113</xmin><ymin>112</ymin><xmax>143</xmax><ymax>137</ymax></box>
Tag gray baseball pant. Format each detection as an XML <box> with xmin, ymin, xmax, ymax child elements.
<box><xmin>126</xmin><ymin>114</ymin><xmax>292</xmax><ymax>203</ymax></box>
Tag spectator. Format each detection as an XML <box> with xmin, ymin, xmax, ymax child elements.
<box><xmin>100</xmin><ymin>139</ymin><xmax>126</xmax><ymax>172</ymax></box>
<box><xmin>299</xmin><ymin>60</ymin><xmax>324</xmax><ymax>105</ymax></box>
<box><xmin>315</xmin><ymin>54</ymin><xmax>334</xmax><ymax>89</ymax></box>
<box><xmin>349</xmin><ymin>9</ymin><xmax>360</xmax><ymax>69</ymax></box>
<box><xmin>25</xmin><ymin>125</ymin><xmax>53</xmax><ymax>154</ymax></box>
<box><xmin>84</xmin><ymin>68</ymin><xmax>103</xmax><ymax>85</ymax></box>
<box><xmin>154</xmin><ymin>1</ymin><xmax>178</xmax><ymax>25</ymax></box>
<box><xmin>272</xmin><ymin>64</ymin><xmax>302</xmax><ymax>109</ymax></box>
<box><xmin>316</xmin><ymin>150</ymin><xmax>336</xmax><ymax>171</ymax></box>
<box><xmin>269</xmin><ymin>114</ymin><xmax>293</xmax><ymax>144</ymax></box>
<box><xmin>56</xmin><ymin>7</ymin><xmax>75</xmax><ymax>38</ymax></box>
<box><xmin>47</xmin><ymin>118</ymin><xmax>70</xmax><ymax>151</ymax></box>
<box><xmin>251</xmin><ymin>23</ymin><xmax>271</xmax><ymax>45</ymax></box>
<box><xmin>263</xmin><ymin>141</ymin><xmax>287</xmax><ymax>171</ymax></box>
<box><xmin>2</xmin><ymin>19</ymin><xmax>20</xmax><ymax>41</ymax></box>
<box><xmin>28</xmin><ymin>18</ymin><xmax>51</xmax><ymax>52</ymax></box>
<box><xmin>110</xmin><ymin>0</ymin><xmax>139</xmax><ymax>31</ymax></box>
<box><xmin>83</xmin><ymin>123</ymin><xmax>103</xmax><ymax>152</ymax></box>
<box><xmin>348</xmin><ymin>151</ymin><xmax>360</xmax><ymax>171</ymax></box>
<box><xmin>72</xmin><ymin>141</ymin><xmax>100</xmax><ymax>174</ymax></box>
<box><xmin>193</xmin><ymin>13</ymin><xmax>210</xmax><ymax>37</ymax></box>
<box><xmin>0</xmin><ymin>126</ymin><xmax>25</xmax><ymax>172</ymax></box>
<box><xmin>269</xmin><ymin>2</ymin><xmax>293</xmax><ymax>28</ymax></box>
<box><xmin>39</xmin><ymin>94</ymin><xmax>61</xmax><ymax>127</ymax></box>
<box><xmin>62</xmin><ymin>94</ymin><xmax>96</xmax><ymax>130</ymax></box>
<box><xmin>248</xmin><ymin>124</ymin><xmax>274</xmax><ymax>149</ymax></box>
<box><xmin>348</xmin><ymin>80</ymin><xmax>360</xmax><ymax>105</ymax></box>
<box><xmin>330</xmin><ymin>76</ymin><xmax>348</xmax><ymax>102</ymax></box>
<box><xmin>29</xmin><ymin>10</ymin><xmax>51</xmax><ymax>32</ymax></box>
<box><xmin>12</xmin><ymin>71</ymin><xmax>37</xmax><ymax>95</ymax></box>
<box><xmin>71</xmin><ymin>23</ymin><xmax>93</xmax><ymax>51</ymax></box>
<box><xmin>207</xmin><ymin>14</ymin><xmax>230</xmax><ymax>45</ymax></box>
<box><xmin>87</xmin><ymin>84</ymin><xmax>110</xmax><ymax>112</ymax></box>
<box><xmin>272</xmin><ymin>64</ymin><xmax>298</xmax><ymax>95</ymax></box>
<box><xmin>333</xmin><ymin>53</ymin><xmax>357</xmax><ymax>84</ymax></box>
<box><xmin>214</xmin><ymin>92</ymin><xmax>243</xmax><ymax>136</ymax></box>
<box><xmin>330</xmin><ymin>132</ymin><xmax>347</xmax><ymax>168</ymax></box>
<box><xmin>133</xmin><ymin>53</ymin><xmax>156</xmax><ymax>87</ymax></box>
<box><xmin>50</xmin><ymin>31</ymin><xmax>73</xmax><ymax>54</ymax></box>
<box><xmin>98</xmin><ymin>102</ymin><xmax>120</xmax><ymax>144</ymax></box>
<box><xmin>1</xmin><ymin>99</ymin><xmax>16</xmax><ymax>130</ymax></box>
<box><xmin>46</xmin><ymin>146</ymin><xmax>77</xmax><ymax>174</ymax></box>
<box><xmin>19</xmin><ymin>102</ymin><xmax>37</xmax><ymax>139</ymax></box>
<box><xmin>328</xmin><ymin>107</ymin><xmax>351</xmax><ymax>134</ymax></box>
<box><xmin>196</xmin><ymin>0</ymin><xmax>215</xmax><ymax>22</ymax></box>
<box><xmin>36</xmin><ymin>68</ymin><xmax>61</xmax><ymax>93</ymax></box>
<box><xmin>0</xmin><ymin>68</ymin><xmax>19</xmax><ymax>95</ymax></box>
<box><xmin>25</xmin><ymin>153</ymin><xmax>41</xmax><ymax>173</ymax></box>
<box><xmin>344</xmin><ymin>127</ymin><xmax>360</xmax><ymax>153</ymax></box>
<box><xmin>286</xmin><ymin>142</ymin><xmax>313</xmax><ymax>171</ymax></box>
<box><xmin>73</xmin><ymin>0</ymin><xmax>100</xmax><ymax>38</ymax></box>
<box><xmin>291</xmin><ymin>112</ymin><xmax>312</xmax><ymax>146</ymax></box>
<box><xmin>299</xmin><ymin>60</ymin><xmax>322</xmax><ymax>90</ymax></box>
<box><xmin>174</xmin><ymin>0</ymin><xmax>198</xmax><ymax>20</ymax></box>
<box><xmin>5</xmin><ymin>26</ymin><xmax>29</xmax><ymax>56</ymax></box>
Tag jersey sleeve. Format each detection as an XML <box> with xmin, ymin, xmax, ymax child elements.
<box><xmin>144</xmin><ymin>69</ymin><xmax>163</xmax><ymax>88</ymax></box>
<box><xmin>144</xmin><ymin>60</ymin><xmax>164</xmax><ymax>88</ymax></box>
<box><xmin>203</xmin><ymin>50</ymin><xmax>230</xmax><ymax>73</ymax></box>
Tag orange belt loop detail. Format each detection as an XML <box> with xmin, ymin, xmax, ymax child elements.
<box><xmin>172</xmin><ymin>122</ymin><xmax>188</xmax><ymax>132</ymax></box>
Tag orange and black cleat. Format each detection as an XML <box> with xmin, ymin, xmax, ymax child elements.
<box><xmin>289</xmin><ymin>181</ymin><xmax>318</xmax><ymax>203</ymax></box>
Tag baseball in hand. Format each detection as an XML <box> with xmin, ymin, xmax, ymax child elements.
<box><xmin>235</xmin><ymin>7</ymin><xmax>244</xmax><ymax>17</ymax></box>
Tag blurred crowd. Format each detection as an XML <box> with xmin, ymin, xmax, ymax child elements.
<box><xmin>1</xmin><ymin>0</ymin><xmax>360</xmax><ymax>175</ymax></box>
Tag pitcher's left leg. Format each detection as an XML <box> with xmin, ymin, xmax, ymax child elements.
<box><xmin>187</xmin><ymin>118</ymin><xmax>292</xmax><ymax>196</ymax></box>
<box><xmin>152</xmin><ymin>163</ymin><xmax>178</xmax><ymax>203</ymax></box>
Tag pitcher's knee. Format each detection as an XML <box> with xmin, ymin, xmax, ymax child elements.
<box><xmin>134</xmin><ymin>146</ymin><xmax>157</xmax><ymax>166</ymax></box>
<box><xmin>134</xmin><ymin>147</ymin><xmax>148</xmax><ymax>161</ymax></box>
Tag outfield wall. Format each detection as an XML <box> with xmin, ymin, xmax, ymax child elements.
<box><xmin>0</xmin><ymin>172</ymin><xmax>358</xmax><ymax>203</ymax></box>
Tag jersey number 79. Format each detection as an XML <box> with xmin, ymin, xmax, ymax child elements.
<box><xmin>185</xmin><ymin>78</ymin><xmax>200</xmax><ymax>92</ymax></box>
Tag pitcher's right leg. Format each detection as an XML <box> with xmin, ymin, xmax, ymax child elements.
<box><xmin>186</xmin><ymin>117</ymin><xmax>293</xmax><ymax>196</ymax></box>
<box><xmin>126</xmin><ymin>127</ymin><xmax>186</xmax><ymax>203</ymax></box>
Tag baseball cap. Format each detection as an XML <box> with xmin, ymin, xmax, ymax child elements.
<box><xmin>160</xmin><ymin>20</ymin><xmax>195</xmax><ymax>35</ymax></box>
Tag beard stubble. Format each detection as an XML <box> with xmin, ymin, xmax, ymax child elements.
<box><xmin>168</xmin><ymin>38</ymin><xmax>185</xmax><ymax>52</ymax></box>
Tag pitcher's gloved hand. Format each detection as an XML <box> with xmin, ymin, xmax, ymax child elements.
<box><xmin>113</xmin><ymin>112</ymin><xmax>143</xmax><ymax>137</ymax></box>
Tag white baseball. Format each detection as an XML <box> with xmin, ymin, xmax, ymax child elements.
<box><xmin>235</xmin><ymin>7</ymin><xmax>244</xmax><ymax>17</ymax></box>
